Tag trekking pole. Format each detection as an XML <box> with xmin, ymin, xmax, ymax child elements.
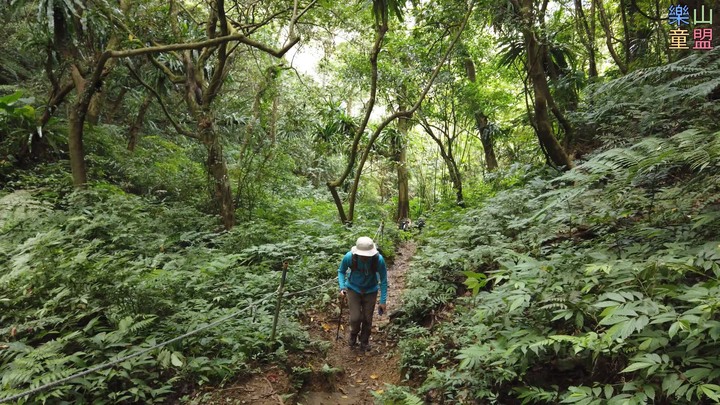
<box><xmin>336</xmin><ymin>295</ymin><xmax>344</xmax><ymax>341</ymax></box>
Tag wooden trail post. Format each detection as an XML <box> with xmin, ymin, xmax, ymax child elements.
<box><xmin>270</xmin><ymin>261</ymin><xmax>289</xmax><ymax>344</ymax></box>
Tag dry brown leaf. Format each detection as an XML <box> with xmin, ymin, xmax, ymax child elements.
<box><xmin>370</xmin><ymin>374</ymin><xmax>378</xmax><ymax>380</ymax></box>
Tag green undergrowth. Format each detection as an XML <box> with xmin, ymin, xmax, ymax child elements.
<box><xmin>0</xmin><ymin>182</ymin><xmax>394</xmax><ymax>403</ymax></box>
<box><xmin>383</xmin><ymin>127</ymin><xmax>720</xmax><ymax>404</ymax></box>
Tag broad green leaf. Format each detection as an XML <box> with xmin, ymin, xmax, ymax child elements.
<box><xmin>700</xmin><ymin>385</ymin><xmax>720</xmax><ymax>402</ymax></box>
<box><xmin>171</xmin><ymin>352</ymin><xmax>184</xmax><ymax>367</ymax></box>
<box><xmin>621</xmin><ymin>362</ymin><xmax>653</xmax><ymax>373</ymax></box>
<box><xmin>604</xmin><ymin>385</ymin><xmax>613</xmax><ymax>399</ymax></box>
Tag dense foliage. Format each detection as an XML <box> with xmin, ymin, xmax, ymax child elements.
<box><xmin>0</xmin><ymin>176</ymin><xmax>401</xmax><ymax>402</ymax></box>
<box><xmin>1</xmin><ymin>0</ymin><xmax>718</xmax><ymax>403</ymax></box>
<box><xmin>383</xmin><ymin>54</ymin><xmax>720</xmax><ymax>403</ymax></box>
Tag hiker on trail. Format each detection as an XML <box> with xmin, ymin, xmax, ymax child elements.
<box><xmin>338</xmin><ymin>236</ymin><xmax>388</xmax><ymax>351</ymax></box>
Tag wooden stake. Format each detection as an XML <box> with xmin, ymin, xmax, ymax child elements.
<box><xmin>270</xmin><ymin>261</ymin><xmax>289</xmax><ymax>344</ymax></box>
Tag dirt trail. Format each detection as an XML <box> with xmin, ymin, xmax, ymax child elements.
<box><xmin>192</xmin><ymin>242</ymin><xmax>416</xmax><ymax>405</ymax></box>
<box><xmin>298</xmin><ymin>241</ymin><xmax>416</xmax><ymax>405</ymax></box>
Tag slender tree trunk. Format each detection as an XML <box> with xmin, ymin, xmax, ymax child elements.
<box><xmin>327</xmin><ymin>22</ymin><xmax>388</xmax><ymax>225</ymax></box>
<box><xmin>329</xmin><ymin>187</ymin><xmax>348</xmax><ymax>224</ymax></box>
<box><xmin>591</xmin><ymin>0</ymin><xmax>598</xmax><ymax>71</ymax></box>
<box><xmin>477</xmin><ymin>113</ymin><xmax>499</xmax><ymax>170</ymax></box>
<box><xmin>596</xmin><ymin>0</ymin><xmax>629</xmax><ymax>73</ymax></box>
<box><xmin>546</xmin><ymin>90</ymin><xmax>575</xmax><ymax>148</ymax></box>
<box><xmin>463</xmin><ymin>57</ymin><xmax>498</xmax><ymax>171</ymax></box>
<box><xmin>337</xmin><ymin>5</ymin><xmax>473</xmax><ymax>224</ymax></box>
<box><xmin>521</xmin><ymin>0</ymin><xmax>574</xmax><ymax>169</ymax></box>
<box><xmin>394</xmin><ymin>107</ymin><xmax>410</xmax><ymax>221</ymax></box>
<box><xmin>420</xmin><ymin>116</ymin><xmax>466</xmax><ymax>207</ymax></box>
<box><xmin>69</xmin><ymin>106</ymin><xmax>88</xmax><ymax>186</ymax></box>
<box><xmin>201</xmin><ymin>115</ymin><xmax>235</xmax><ymax>230</ymax></box>
<box><xmin>619</xmin><ymin>0</ymin><xmax>631</xmax><ymax>66</ymax></box>
<box><xmin>574</xmin><ymin>0</ymin><xmax>598</xmax><ymax>77</ymax></box>
<box><xmin>128</xmin><ymin>94</ymin><xmax>152</xmax><ymax>151</ymax></box>
<box><xmin>441</xmin><ymin>150</ymin><xmax>464</xmax><ymax>207</ymax></box>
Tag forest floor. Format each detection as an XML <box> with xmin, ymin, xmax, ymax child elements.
<box><xmin>192</xmin><ymin>242</ymin><xmax>416</xmax><ymax>405</ymax></box>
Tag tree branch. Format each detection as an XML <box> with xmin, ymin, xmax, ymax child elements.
<box><xmin>105</xmin><ymin>32</ymin><xmax>299</xmax><ymax>60</ymax></box>
<box><xmin>345</xmin><ymin>1</ymin><xmax>475</xmax><ymax>222</ymax></box>
<box><xmin>40</xmin><ymin>81</ymin><xmax>74</xmax><ymax>128</ymax></box>
<box><xmin>630</xmin><ymin>0</ymin><xmax>666</xmax><ymax>21</ymax></box>
<box><xmin>595</xmin><ymin>0</ymin><xmax>628</xmax><ymax>73</ymax></box>
<box><xmin>326</xmin><ymin>21</ymin><xmax>388</xmax><ymax>190</ymax></box>
<box><xmin>126</xmin><ymin>61</ymin><xmax>197</xmax><ymax>139</ymax></box>
<box><xmin>148</xmin><ymin>55</ymin><xmax>184</xmax><ymax>84</ymax></box>
<box><xmin>205</xmin><ymin>0</ymin><xmax>230</xmax><ymax>105</ymax></box>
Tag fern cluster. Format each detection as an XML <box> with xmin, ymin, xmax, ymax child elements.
<box><xmin>384</xmin><ymin>63</ymin><xmax>720</xmax><ymax>403</ymax></box>
<box><xmin>0</xmin><ymin>184</ymin><xmax>381</xmax><ymax>403</ymax></box>
<box><xmin>573</xmin><ymin>48</ymin><xmax>720</xmax><ymax>149</ymax></box>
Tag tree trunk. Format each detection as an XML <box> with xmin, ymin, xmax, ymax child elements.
<box><xmin>441</xmin><ymin>151</ymin><xmax>465</xmax><ymax>207</ymax></box>
<box><xmin>421</xmin><ymin>117</ymin><xmax>466</xmax><ymax>207</ymax></box>
<box><xmin>522</xmin><ymin>6</ymin><xmax>574</xmax><ymax>169</ymax></box>
<box><xmin>476</xmin><ymin>112</ymin><xmax>498</xmax><ymax>171</ymax></box>
<box><xmin>574</xmin><ymin>0</ymin><xmax>598</xmax><ymax>77</ymax></box>
<box><xmin>545</xmin><ymin>87</ymin><xmax>576</xmax><ymax>148</ymax></box>
<box><xmin>201</xmin><ymin>116</ymin><xmax>235</xmax><ymax>230</ymax></box>
<box><xmin>394</xmin><ymin>110</ymin><xmax>410</xmax><ymax>221</ymax></box>
<box><xmin>590</xmin><ymin>0</ymin><xmax>598</xmax><ymax>74</ymax></box>
<box><xmin>105</xmin><ymin>87</ymin><xmax>127</xmax><ymax>124</ymax></box>
<box><xmin>341</xmin><ymin>5</ymin><xmax>473</xmax><ymax>224</ymax></box>
<box><xmin>69</xmin><ymin>105</ymin><xmax>88</xmax><ymax>187</ymax></box>
<box><xmin>463</xmin><ymin>57</ymin><xmax>499</xmax><ymax>171</ymax></box>
<box><xmin>596</xmin><ymin>0</ymin><xmax>629</xmax><ymax>74</ymax></box>
<box><xmin>87</xmin><ymin>93</ymin><xmax>103</xmax><ymax>125</ymax></box>
<box><xmin>128</xmin><ymin>94</ymin><xmax>152</xmax><ymax>151</ymax></box>
<box><xmin>328</xmin><ymin>186</ymin><xmax>349</xmax><ymax>224</ymax></box>
<box><xmin>619</xmin><ymin>0</ymin><xmax>632</xmax><ymax>66</ymax></box>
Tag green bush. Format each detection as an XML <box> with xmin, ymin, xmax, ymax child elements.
<box><xmin>391</xmin><ymin>127</ymin><xmax>720</xmax><ymax>403</ymax></box>
<box><xmin>0</xmin><ymin>186</ymin><xmax>368</xmax><ymax>402</ymax></box>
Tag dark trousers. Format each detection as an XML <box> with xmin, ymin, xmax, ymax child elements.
<box><xmin>347</xmin><ymin>289</ymin><xmax>377</xmax><ymax>345</ymax></box>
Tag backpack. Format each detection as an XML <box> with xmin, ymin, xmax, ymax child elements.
<box><xmin>350</xmin><ymin>253</ymin><xmax>380</xmax><ymax>274</ymax></box>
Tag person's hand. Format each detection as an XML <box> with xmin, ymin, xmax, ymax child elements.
<box><xmin>339</xmin><ymin>289</ymin><xmax>347</xmax><ymax>301</ymax></box>
<box><xmin>378</xmin><ymin>303</ymin><xmax>387</xmax><ymax>315</ymax></box>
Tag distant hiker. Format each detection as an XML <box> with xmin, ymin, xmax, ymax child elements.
<box><xmin>399</xmin><ymin>218</ymin><xmax>411</xmax><ymax>231</ymax></box>
<box><xmin>338</xmin><ymin>236</ymin><xmax>388</xmax><ymax>351</ymax></box>
<box><xmin>415</xmin><ymin>218</ymin><xmax>425</xmax><ymax>232</ymax></box>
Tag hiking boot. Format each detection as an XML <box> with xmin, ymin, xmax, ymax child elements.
<box><xmin>359</xmin><ymin>343</ymin><xmax>371</xmax><ymax>352</ymax></box>
<box><xmin>348</xmin><ymin>335</ymin><xmax>358</xmax><ymax>348</ymax></box>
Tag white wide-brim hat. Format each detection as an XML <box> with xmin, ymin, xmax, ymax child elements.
<box><xmin>351</xmin><ymin>236</ymin><xmax>378</xmax><ymax>257</ymax></box>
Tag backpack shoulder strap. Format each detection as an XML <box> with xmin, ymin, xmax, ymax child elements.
<box><xmin>351</xmin><ymin>253</ymin><xmax>358</xmax><ymax>272</ymax></box>
<box><xmin>371</xmin><ymin>254</ymin><xmax>379</xmax><ymax>273</ymax></box>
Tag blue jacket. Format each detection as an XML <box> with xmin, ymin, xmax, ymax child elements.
<box><xmin>338</xmin><ymin>252</ymin><xmax>388</xmax><ymax>304</ymax></box>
